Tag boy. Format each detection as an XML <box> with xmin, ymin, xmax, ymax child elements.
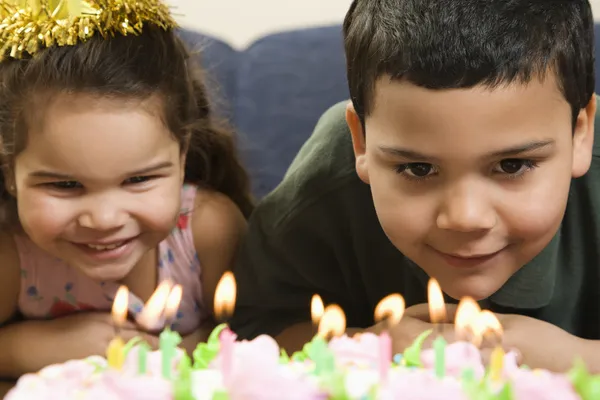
<box><xmin>230</xmin><ymin>0</ymin><xmax>600</xmax><ymax>372</ymax></box>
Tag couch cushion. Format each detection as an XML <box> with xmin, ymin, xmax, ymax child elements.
<box><xmin>178</xmin><ymin>29</ymin><xmax>238</xmax><ymax>121</ymax></box>
<box><xmin>234</xmin><ymin>26</ymin><xmax>350</xmax><ymax>198</ymax></box>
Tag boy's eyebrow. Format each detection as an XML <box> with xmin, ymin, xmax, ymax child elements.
<box><xmin>28</xmin><ymin>161</ymin><xmax>174</xmax><ymax>180</ymax></box>
<box><xmin>488</xmin><ymin>139</ymin><xmax>555</xmax><ymax>157</ymax></box>
<box><xmin>378</xmin><ymin>139</ymin><xmax>555</xmax><ymax>161</ymax></box>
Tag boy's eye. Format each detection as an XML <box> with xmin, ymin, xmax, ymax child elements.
<box><xmin>124</xmin><ymin>175</ymin><xmax>152</xmax><ymax>185</ymax></box>
<box><xmin>48</xmin><ymin>181</ymin><xmax>81</xmax><ymax>190</ymax></box>
<box><xmin>494</xmin><ymin>159</ymin><xmax>538</xmax><ymax>176</ymax></box>
<box><xmin>395</xmin><ymin>163</ymin><xmax>436</xmax><ymax>179</ymax></box>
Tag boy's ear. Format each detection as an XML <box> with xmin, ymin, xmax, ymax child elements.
<box><xmin>571</xmin><ymin>94</ymin><xmax>596</xmax><ymax>178</ymax></box>
<box><xmin>345</xmin><ymin>102</ymin><xmax>370</xmax><ymax>184</ymax></box>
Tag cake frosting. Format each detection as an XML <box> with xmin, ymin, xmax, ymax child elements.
<box><xmin>6</xmin><ymin>324</ymin><xmax>599</xmax><ymax>400</ymax></box>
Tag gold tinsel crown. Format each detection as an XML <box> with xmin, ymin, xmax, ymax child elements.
<box><xmin>0</xmin><ymin>0</ymin><xmax>178</xmax><ymax>61</ymax></box>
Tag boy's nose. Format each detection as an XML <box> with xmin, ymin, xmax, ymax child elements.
<box><xmin>436</xmin><ymin>184</ymin><xmax>496</xmax><ymax>232</ymax></box>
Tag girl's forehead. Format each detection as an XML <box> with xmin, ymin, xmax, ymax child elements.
<box><xmin>15</xmin><ymin>94</ymin><xmax>180</xmax><ymax>179</ymax></box>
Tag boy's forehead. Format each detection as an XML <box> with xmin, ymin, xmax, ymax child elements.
<box><xmin>367</xmin><ymin>75</ymin><xmax>571</xmax><ymax>134</ymax></box>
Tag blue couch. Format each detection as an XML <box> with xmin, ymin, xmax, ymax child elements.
<box><xmin>179</xmin><ymin>25</ymin><xmax>600</xmax><ymax>199</ymax></box>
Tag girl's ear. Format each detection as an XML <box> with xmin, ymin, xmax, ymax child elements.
<box><xmin>2</xmin><ymin>164</ymin><xmax>16</xmax><ymax>196</ymax></box>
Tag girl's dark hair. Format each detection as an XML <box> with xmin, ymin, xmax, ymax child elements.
<box><xmin>0</xmin><ymin>25</ymin><xmax>253</xmax><ymax>227</ymax></box>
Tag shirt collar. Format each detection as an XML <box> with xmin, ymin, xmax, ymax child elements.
<box><xmin>489</xmin><ymin>232</ymin><xmax>560</xmax><ymax>309</ymax></box>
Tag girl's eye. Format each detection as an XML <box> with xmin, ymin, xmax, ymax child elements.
<box><xmin>493</xmin><ymin>159</ymin><xmax>539</xmax><ymax>178</ymax></box>
<box><xmin>124</xmin><ymin>176</ymin><xmax>152</xmax><ymax>185</ymax></box>
<box><xmin>395</xmin><ymin>163</ymin><xmax>437</xmax><ymax>181</ymax></box>
<box><xmin>48</xmin><ymin>181</ymin><xmax>81</xmax><ymax>190</ymax></box>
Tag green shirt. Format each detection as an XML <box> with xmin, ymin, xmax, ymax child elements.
<box><xmin>230</xmin><ymin>101</ymin><xmax>600</xmax><ymax>340</ymax></box>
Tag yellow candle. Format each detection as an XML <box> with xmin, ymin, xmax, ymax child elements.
<box><xmin>489</xmin><ymin>345</ymin><xmax>505</xmax><ymax>381</ymax></box>
<box><xmin>108</xmin><ymin>286</ymin><xmax>129</xmax><ymax>370</ymax></box>
<box><xmin>107</xmin><ymin>336</ymin><xmax>125</xmax><ymax>369</ymax></box>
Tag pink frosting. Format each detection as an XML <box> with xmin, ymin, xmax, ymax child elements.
<box><xmin>210</xmin><ymin>334</ymin><xmax>281</xmax><ymax>369</ymax></box>
<box><xmin>421</xmin><ymin>341</ymin><xmax>485</xmax><ymax>379</ymax></box>
<box><xmin>209</xmin><ymin>334</ymin><xmax>326</xmax><ymax>400</ymax></box>
<box><xmin>228</xmin><ymin>365</ymin><xmax>326</xmax><ymax>400</ymax></box>
<box><xmin>383</xmin><ymin>369</ymin><xmax>470</xmax><ymax>400</ymax></box>
<box><xmin>327</xmin><ymin>333</ymin><xmax>381</xmax><ymax>368</ymax></box>
<box><xmin>504</xmin><ymin>367</ymin><xmax>579</xmax><ymax>399</ymax></box>
<box><xmin>100</xmin><ymin>371</ymin><xmax>173</xmax><ymax>399</ymax></box>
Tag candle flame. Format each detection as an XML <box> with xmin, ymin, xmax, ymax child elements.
<box><xmin>455</xmin><ymin>296</ymin><xmax>481</xmax><ymax>338</ymax></box>
<box><xmin>318</xmin><ymin>304</ymin><xmax>346</xmax><ymax>339</ymax></box>
<box><xmin>164</xmin><ymin>284</ymin><xmax>183</xmax><ymax>321</ymax></box>
<box><xmin>136</xmin><ymin>280</ymin><xmax>173</xmax><ymax>329</ymax></box>
<box><xmin>374</xmin><ymin>294</ymin><xmax>405</xmax><ymax>325</ymax></box>
<box><xmin>473</xmin><ymin>310</ymin><xmax>503</xmax><ymax>340</ymax></box>
<box><xmin>427</xmin><ymin>278</ymin><xmax>446</xmax><ymax>324</ymax></box>
<box><xmin>214</xmin><ymin>272</ymin><xmax>237</xmax><ymax>320</ymax></box>
<box><xmin>112</xmin><ymin>285</ymin><xmax>129</xmax><ymax>327</ymax></box>
<box><xmin>311</xmin><ymin>294</ymin><xmax>324</xmax><ymax>325</ymax></box>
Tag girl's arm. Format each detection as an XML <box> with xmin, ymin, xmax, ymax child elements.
<box><xmin>185</xmin><ymin>189</ymin><xmax>246</xmax><ymax>349</ymax></box>
<box><xmin>0</xmin><ymin>233</ymin><xmax>157</xmax><ymax>378</ymax></box>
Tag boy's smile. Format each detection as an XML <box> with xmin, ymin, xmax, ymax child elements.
<box><xmin>347</xmin><ymin>75</ymin><xmax>595</xmax><ymax>301</ymax></box>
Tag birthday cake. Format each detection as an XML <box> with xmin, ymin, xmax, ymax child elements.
<box><xmin>6</xmin><ymin>276</ymin><xmax>600</xmax><ymax>400</ymax></box>
<box><xmin>5</xmin><ymin>323</ymin><xmax>600</xmax><ymax>400</ymax></box>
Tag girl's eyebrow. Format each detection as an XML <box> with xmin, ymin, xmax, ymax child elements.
<box><xmin>28</xmin><ymin>161</ymin><xmax>174</xmax><ymax>180</ymax></box>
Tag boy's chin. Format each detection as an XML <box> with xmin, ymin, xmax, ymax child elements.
<box><xmin>440</xmin><ymin>278</ymin><xmax>507</xmax><ymax>303</ymax></box>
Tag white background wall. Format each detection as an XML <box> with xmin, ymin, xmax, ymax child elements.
<box><xmin>167</xmin><ymin>0</ymin><xmax>600</xmax><ymax>49</ymax></box>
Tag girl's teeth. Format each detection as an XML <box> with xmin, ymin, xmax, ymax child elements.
<box><xmin>86</xmin><ymin>242</ymin><xmax>123</xmax><ymax>251</ymax></box>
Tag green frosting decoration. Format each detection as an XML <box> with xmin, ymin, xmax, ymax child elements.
<box><xmin>123</xmin><ymin>337</ymin><xmax>142</xmax><ymax>358</ymax></box>
<box><xmin>174</xmin><ymin>354</ymin><xmax>194</xmax><ymax>400</ymax></box>
<box><xmin>193</xmin><ymin>323</ymin><xmax>227</xmax><ymax>370</ymax></box>
<box><xmin>321</xmin><ymin>370</ymin><xmax>351</xmax><ymax>400</ymax></box>
<box><xmin>211</xmin><ymin>390</ymin><xmax>230</xmax><ymax>400</ymax></box>
<box><xmin>291</xmin><ymin>336</ymin><xmax>319</xmax><ymax>362</ymax></box>
<box><xmin>279</xmin><ymin>349</ymin><xmax>291</xmax><ymax>364</ymax></box>
<box><xmin>307</xmin><ymin>336</ymin><xmax>335</xmax><ymax>376</ymax></box>
<box><xmin>495</xmin><ymin>383</ymin><xmax>514</xmax><ymax>400</ymax></box>
<box><xmin>403</xmin><ymin>329</ymin><xmax>433</xmax><ymax>367</ymax></box>
<box><xmin>84</xmin><ymin>358</ymin><xmax>107</xmax><ymax>374</ymax></box>
<box><xmin>569</xmin><ymin>359</ymin><xmax>600</xmax><ymax>400</ymax></box>
<box><xmin>366</xmin><ymin>385</ymin><xmax>379</xmax><ymax>400</ymax></box>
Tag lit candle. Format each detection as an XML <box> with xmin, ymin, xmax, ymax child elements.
<box><xmin>455</xmin><ymin>297</ymin><xmax>481</xmax><ymax>344</ymax></box>
<box><xmin>428</xmin><ymin>278</ymin><xmax>447</xmax><ymax>379</ymax></box>
<box><xmin>317</xmin><ymin>304</ymin><xmax>346</xmax><ymax>340</ymax></box>
<box><xmin>374</xmin><ymin>294</ymin><xmax>405</xmax><ymax>384</ymax></box>
<box><xmin>311</xmin><ymin>294</ymin><xmax>324</xmax><ymax>330</ymax></box>
<box><xmin>107</xmin><ymin>286</ymin><xmax>129</xmax><ymax>369</ymax></box>
<box><xmin>314</xmin><ymin>304</ymin><xmax>345</xmax><ymax>375</ymax></box>
<box><xmin>214</xmin><ymin>271</ymin><xmax>237</xmax><ymax>387</ymax></box>
<box><xmin>137</xmin><ymin>280</ymin><xmax>174</xmax><ymax>331</ymax></box>
<box><xmin>160</xmin><ymin>284</ymin><xmax>183</xmax><ymax>379</ymax></box>
<box><xmin>476</xmin><ymin>310</ymin><xmax>505</xmax><ymax>382</ymax></box>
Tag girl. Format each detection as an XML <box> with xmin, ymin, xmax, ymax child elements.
<box><xmin>0</xmin><ymin>0</ymin><xmax>252</xmax><ymax>379</ymax></box>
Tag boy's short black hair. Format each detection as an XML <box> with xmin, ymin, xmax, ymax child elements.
<box><xmin>343</xmin><ymin>0</ymin><xmax>595</xmax><ymax>125</ymax></box>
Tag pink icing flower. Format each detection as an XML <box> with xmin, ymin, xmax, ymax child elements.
<box><xmin>383</xmin><ymin>368</ymin><xmax>470</xmax><ymax>400</ymax></box>
<box><xmin>505</xmin><ymin>367</ymin><xmax>579</xmax><ymax>399</ymax></box>
<box><xmin>99</xmin><ymin>371</ymin><xmax>174</xmax><ymax>400</ymax></box>
<box><xmin>210</xmin><ymin>334</ymin><xmax>281</xmax><ymax>369</ymax></box>
<box><xmin>421</xmin><ymin>341</ymin><xmax>485</xmax><ymax>379</ymax></box>
<box><xmin>327</xmin><ymin>333</ymin><xmax>381</xmax><ymax>368</ymax></box>
<box><xmin>228</xmin><ymin>363</ymin><xmax>326</xmax><ymax>400</ymax></box>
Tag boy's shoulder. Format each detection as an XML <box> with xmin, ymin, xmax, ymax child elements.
<box><xmin>258</xmin><ymin>101</ymin><xmax>368</xmax><ymax>232</ymax></box>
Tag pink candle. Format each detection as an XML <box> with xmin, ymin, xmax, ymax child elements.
<box><xmin>220</xmin><ymin>327</ymin><xmax>236</xmax><ymax>386</ymax></box>
<box><xmin>379</xmin><ymin>331</ymin><xmax>392</xmax><ymax>383</ymax></box>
